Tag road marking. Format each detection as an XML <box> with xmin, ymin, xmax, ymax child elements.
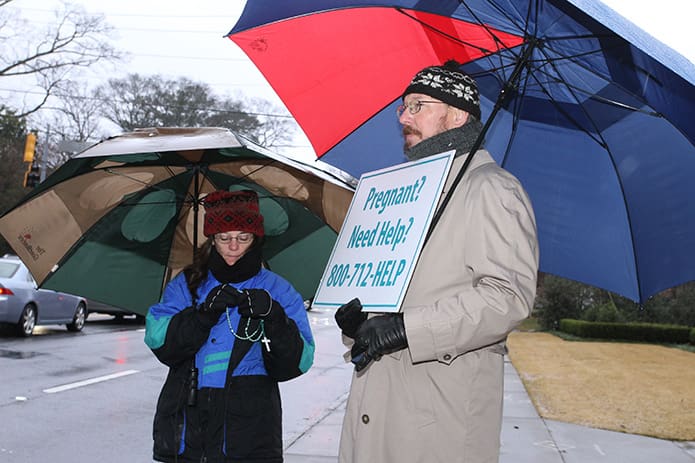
<box><xmin>43</xmin><ymin>369</ymin><xmax>140</xmax><ymax>394</ymax></box>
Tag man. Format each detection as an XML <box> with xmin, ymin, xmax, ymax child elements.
<box><xmin>335</xmin><ymin>61</ymin><xmax>539</xmax><ymax>462</ymax></box>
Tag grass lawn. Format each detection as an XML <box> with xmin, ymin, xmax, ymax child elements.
<box><xmin>507</xmin><ymin>330</ymin><xmax>695</xmax><ymax>441</ymax></box>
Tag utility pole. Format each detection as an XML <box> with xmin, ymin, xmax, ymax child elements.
<box><xmin>40</xmin><ymin>127</ymin><xmax>49</xmax><ymax>183</ymax></box>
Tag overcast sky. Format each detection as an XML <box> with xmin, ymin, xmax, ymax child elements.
<box><xmin>12</xmin><ymin>0</ymin><xmax>694</xmax><ymax>98</ymax></box>
<box><xmin>18</xmin><ymin>0</ymin><xmax>278</xmax><ymax>101</ymax></box>
<box><xmin>4</xmin><ymin>0</ymin><xmax>693</xmax><ymax>160</ymax></box>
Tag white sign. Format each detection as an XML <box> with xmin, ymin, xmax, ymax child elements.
<box><xmin>314</xmin><ymin>151</ymin><xmax>455</xmax><ymax>312</ymax></box>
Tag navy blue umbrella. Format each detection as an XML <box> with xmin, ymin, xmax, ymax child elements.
<box><xmin>228</xmin><ymin>0</ymin><xmax>695</xmax><ymax>303</ymax></box>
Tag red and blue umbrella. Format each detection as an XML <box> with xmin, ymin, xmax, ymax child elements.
<box><xmin>227</xmin><ymin>0</ymin><xmax>695</xmax><ymax>304</ymax></box>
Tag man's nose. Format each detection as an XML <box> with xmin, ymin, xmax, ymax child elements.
<box><xmin>398</xmin><ymin>110</ymin><xmax>412</xmax><ymax>125</ymax></box>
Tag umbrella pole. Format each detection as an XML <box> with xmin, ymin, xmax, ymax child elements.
<box><xmin>192</xmin><ymin>166</ymin><xmax>200</xmax><ymax>251</ymax></box>
<box><xmin>424</xmin><ymin>40</ymin><xmax>538</xmax><ymax>244</ymax></box>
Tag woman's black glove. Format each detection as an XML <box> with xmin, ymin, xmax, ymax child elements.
<box><xmin>351</xmin><ymin>313</ymin><xmax>407</xmax><ymax>372</ymax></box>
<box><xmin>197</xmin><ymin>284</ymin><xmax>242</xmax><ymax>327</ymax></box>
<box><xmin>237</xmin><ymin>289</ymin><xmax>286</xmax><ymax>324</ymax></box>
<box><xmin>334</xmin><ymin>298</ymin><xmax>367</xmax><ymax>339</ymax></box>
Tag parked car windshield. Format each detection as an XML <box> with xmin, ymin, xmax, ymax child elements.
<box><xmin>0</xmin><ymin>262</ymin><xmax>19</xmax><ymax>278</ymax></box>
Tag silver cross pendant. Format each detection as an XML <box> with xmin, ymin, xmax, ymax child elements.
<box><xmin>261</xmin><ymin>335</ymin><xmax>271</xmax><ymax>352</ymax></box>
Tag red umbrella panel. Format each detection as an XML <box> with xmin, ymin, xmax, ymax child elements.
<box><xmin>229</xmin><ymin>7</ymin><xmax>523</xmax><ymax>158</ymax></box>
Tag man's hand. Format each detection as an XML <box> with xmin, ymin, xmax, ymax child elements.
<box><xmin>334</xmin><ymin>298</ymin><xmax>367</xmax><ymax>339</ymax></box>
<box><xmin>351</xmin><ymin>313</ymin><xmax>407</xmax><ymax>372</ymax></box>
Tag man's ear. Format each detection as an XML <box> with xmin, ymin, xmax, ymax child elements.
<box><xmin>450</xmin><ymin>107</ymin><xmax>470</xmax><ymax>128</ymax></box>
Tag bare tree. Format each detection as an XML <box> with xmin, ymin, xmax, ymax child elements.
<box><xmin>18</xmin><ymin>78</ymin><xmax>110</xmax><ymax>169</ymax></box>
<box><xmin>95</xmin><ymin>73</ymin><xmax>296</xmax><ymax>149</ymax></box>
<box><xmin>204</xmin><ymin>98</ymin><xmax>264</xmax><ymax>140</ymax></box>
<box><xmin>93</xmin><ymin>73</ymin><xmax>159</xmax><ymax>131</ymax></box>
<box><xmin>42</xmin><ymin>81</ymin><xmax>106</xmax><ymax>143</ymax></box>
<box><xmin>238</xmin><ymin>96</ymin><xmax>296</xmax><ymax>149</ymax></box>
<box><xmin>0</xmin><ymin>106</ymin><xmax>28</xmax><ymax>212</ymax></box>
<box><xmin>0</xmin><ymin>0</ymin><xmax>122</xmax><ymax>118</ymax></box>
<box><xmin>95</xmin><ymin>74</ymin><xmax>226</xmax><ymax>130</ymax></box>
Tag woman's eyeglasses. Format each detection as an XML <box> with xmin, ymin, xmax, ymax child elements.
<box><xmin>215</xmin><ymin>233</ymin><xmax>254</xmax><ymax>245</ymax></box>
<box><xmin>396</xmin><ymin>100</ymin><xmax>447</xmax><ymax>117</ymax></box>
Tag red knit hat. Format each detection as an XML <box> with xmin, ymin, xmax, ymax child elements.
<box><xmin>202</xmin><ymin>190</ymin><xmax>265</xmax><ymax>237</ymax></box>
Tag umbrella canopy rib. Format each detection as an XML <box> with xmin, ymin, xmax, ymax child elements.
<box><xmin>397</xmin><ymin>8</ymin><xmax>502</xmax><ymax>55</ymax></box>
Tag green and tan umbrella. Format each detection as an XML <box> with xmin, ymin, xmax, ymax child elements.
<box><xmin>0</xmin><ymin>127</ymin><xmax>355</xmax><ymax>315</ymax></box>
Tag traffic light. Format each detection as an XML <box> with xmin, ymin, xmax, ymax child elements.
<box><xmin>23</xmin><ymin>133</ymin><xmax>37</xmax><ymax>163</ymax></box>
<box><xmin>23</xmin><ymin>161</ymin><xmax>41</xmax><ymax>188</ymax></box>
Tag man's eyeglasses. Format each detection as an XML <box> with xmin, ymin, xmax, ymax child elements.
<box><xmin>396</xmin><ymin>100</ymin><xmax>447</xmax><ymax>117</ymax></box>
<box><xmin>215</xmin><ymin>232</ymin><xmax>254</xmax><ymax>245</ymax></box>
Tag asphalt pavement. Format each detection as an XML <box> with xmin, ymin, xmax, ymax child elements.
<box><xmin>283</xmin><ymin>311</ymin><xmax>695</xmax><ymax>462</ymax></box>
<box><xmin>5</xmin><ymin>308</ymin><xmax>689</xmax><ymax>462</ymax></box>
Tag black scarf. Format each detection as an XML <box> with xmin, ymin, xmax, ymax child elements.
<box><xmin>208</xmin><ymin>244</ymin><xmax>263</xmax><ymax>284</ymax></box>
<box><xmin>404</xmin><ymin>119</ymin><xmax>484</xmax><ymax>161</ymax></box>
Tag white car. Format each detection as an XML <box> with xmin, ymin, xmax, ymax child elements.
<box><xmin>0</xmin><ymin>255</ymin><xmax>87</xmax><ymax>336</ymax></box>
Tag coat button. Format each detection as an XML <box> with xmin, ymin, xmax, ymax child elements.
<box><xmin>443</xmin><ymin>354</ymin><xmax>451</xmax><ymax>361</ymax></box>
<box><xmin>361</xmin><ymin>414</ymin><xmax>370</xmax><ymax>424</ymax></box>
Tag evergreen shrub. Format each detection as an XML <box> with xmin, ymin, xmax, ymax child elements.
<box><xmin>559</xmin><ymin>319</ymin><xmax>691</xmax><ymax>344</ymax></box>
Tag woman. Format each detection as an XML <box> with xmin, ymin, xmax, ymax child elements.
<box><xmin>145</xmin><ymin>189</ymin><xmax>315</xmax><ymax>463</ymax></box>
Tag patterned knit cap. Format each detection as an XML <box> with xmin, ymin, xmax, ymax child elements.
<box><xmin>202</xmin><ymin>190</ymin><xmax>264</xmax><ymax>237</ymax></box>
<box><xmin>402</xmin><ymin>60</ymin><xmax>481</xmax><ymax>120</ymax></box>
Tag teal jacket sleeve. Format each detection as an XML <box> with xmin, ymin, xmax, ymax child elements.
<box><xmin>144</xmin><ymin>274</ymin><xmax>216</xmax><ymax>367</ymax></box>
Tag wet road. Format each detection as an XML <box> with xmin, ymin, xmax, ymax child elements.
<box><xmin>0</xmin><ymin>310</ymin><xmax>349</xmax><ymax>462</ymax></box>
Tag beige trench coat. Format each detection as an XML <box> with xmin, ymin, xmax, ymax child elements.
<box><xmin>338</xmin><ymin>150</ymin><xmax>539</xmax><ymax>463</ymax></box>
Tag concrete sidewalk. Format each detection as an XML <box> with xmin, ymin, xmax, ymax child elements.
<box><xmin>284</xmin><ymin>355</ymin><xmax>695</xmax><ymax>462</ymax></box>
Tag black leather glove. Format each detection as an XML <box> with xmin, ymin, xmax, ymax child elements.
<box><xmin>237</xmin><ymin>289</ymin><xmax>289</xmax><ymax>332</ymax></box>
<box><xmin>334</xmin><ymin>298</ymin><xmax>367</xmax><ymax>339</ymax></box>
<box><xmin>237</xmin><ymin>289</ymin><xmax>277</xmax><ymax>319</ymax></box>
<box><xmin>198</xmin><ymin>284</ymin><xmax>242</xmax><ymax>327</ymax></box>
<box><xmin>351</xmin><ymin>313</ymin><xmax>407</xmax><ymax>372</ymax></box>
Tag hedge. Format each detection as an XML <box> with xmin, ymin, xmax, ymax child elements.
<box><xmin>559</xmin><ymin>319</ymin><xmax>692</xmax><ymax>344</ymax></box>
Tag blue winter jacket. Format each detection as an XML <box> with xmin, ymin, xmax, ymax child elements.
<box><xmin>144</xmin><ymin>268</ymin><xmax>314</xmax><ymax>463</ymax></box>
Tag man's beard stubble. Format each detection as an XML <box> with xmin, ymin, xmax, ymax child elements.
<box><xmin>401</xmin><ymin>115</ymin><xmax>448</xmax><ymax>151</ymax></box>
<box><xmin>402</xmin><ymin>126</ymin><xmax>421</xmax><ymax>151</ymax></box>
